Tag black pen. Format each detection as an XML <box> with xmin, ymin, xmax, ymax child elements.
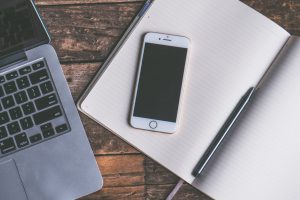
<box><xmin>192</xmin><ymin>87</ymin><xmax>256</xmax><ymax>177</ymax></box>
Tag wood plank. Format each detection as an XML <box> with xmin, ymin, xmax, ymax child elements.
<box><xmin>172</xmin><ymin>184</ymin><xmax>211</xmax><ymax>200</ymax></box>
<box><xmin>144</xmin><ymin>157</ymin><xmax>178</xmax><ymax>185</ymax></box>
<box><xmin>144</xmin><ymin>157</ymin><xmax>211</xmax><ymax>199</ymax></box>
<box><xmin>36</xmin><ymin>0</ymin><xmax>144</xmax><ymax>6</ymax></box>
<box><xmin>62</xmin><ymin>63</ymin><xmax>100</xmax><ymax>100</ymax></box>
<box><xmin>242</xmin><ymin>0</ymin><xmax>300</xmax><ymax>35</ymax></box>
<box><xmin>145</xmin><ymin>184</ymin><xmax>210</xmax><ymax>200</ymax></box>
<box><xmin>79</xmin><ymin>155</ymin><xmax>145</xmax><ymax>200</ymax></box>
<box><xmin>81</xmin><ymin>113</ymin><xmax>140</xmax><ymax>154</ymax></box>
<box><xmin>97</xmin><ymin>155</ymin><xmax>145</xmax><ymax>187</ymax></box>
<box><xmin>38</xmin><ymin>3</ymin><xmax>143</xmax><ymax>63</ymax></box>
<box><xmin>79</xmin><ymin>185</ymin><xmax>145</xmax><ymax>200</ymax></box>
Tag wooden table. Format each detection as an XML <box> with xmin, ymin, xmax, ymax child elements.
<box><xmin>35</xmin><ymin>0</ymin><xmax>300</xmax><ymax>199</ymax></box>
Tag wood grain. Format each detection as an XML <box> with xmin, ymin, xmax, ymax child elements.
<box><xmin>36</xmin><ymin>0</ymin><xmax>144</xmax><ymax>6</ymax></box>
<box><xmin>80</xmin><ymin>186</ymin><xmax>145</xmax><ymax>200</ymax></box>
<box><xmin>62</xmin><ymin>63</ymin><xmax>100</xmax><ymax>100</ymax></box>
<box><xmin>80</xmin><ymin>113</ymin><xmax>139</xmax><ymax>155</ymax></box>
<box><xmin>243</xmin><ymin>0</ymin><xmax>300</xmax><ymax>35</ymax></box>
<box><xmin>38</xmin><ymin>3</ymin><xmax>143</xmax><ymax>63</ymax></box>
<box><xmin>146</xmin><ymin>184</ymin><xmax>211</xmax><ymax>200</ymax></box>
<box><xmin>36</xmin><ymin>0</ymin><xmax>300</xmax><ymax>199</ymax></box>
<box><xmin>97</xmin><ymin>155</ymin><xmax>145</xmax><ymax>187</ymax></box>
<box><xmin>144</xmin><ymin>157</ymin><xmax>178</xmax><ymax>185</ymax></box>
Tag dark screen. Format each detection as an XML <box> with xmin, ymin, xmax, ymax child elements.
<box><xmin>133</xmin><ymin>43</ymin><xmax>188</xmax><ymax>122</ymax></box>
<box><xmin>0</xmin><ymin>0</ymin><xmax>49</xmax><ymax>59</ymax></box>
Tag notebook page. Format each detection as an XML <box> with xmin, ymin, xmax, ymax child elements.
<box><xmin>194</xmin><ymin>36</ymin><xmax>300</xmax><ymax>199</ymax></box>
<box><xmin>80</xmin><ymin>0</ymin><xmax>289</xmax><ymax>184</ymax></box>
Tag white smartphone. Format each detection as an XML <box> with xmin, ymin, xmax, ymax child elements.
<box><xmin>130</xmin><ymin>32</ymin><xmax>190</xmax><ymax>134</ymax></box>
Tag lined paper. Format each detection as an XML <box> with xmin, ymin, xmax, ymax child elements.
<box><xmin>80</xmin><ymin>0</ymin><xmax>290</xmax><ymax>190</ymax></box>
<box><xmin>194</xmin><ymin>36</ymin><xmax>300</xmax><ymax>200</ymax></box>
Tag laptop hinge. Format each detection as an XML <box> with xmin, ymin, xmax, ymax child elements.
<box><xmin>0</xmin><ymin>51</ymin><xmax>27</xmax><ymax>68</ymax></box>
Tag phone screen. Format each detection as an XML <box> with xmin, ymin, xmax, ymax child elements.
<box><xmin>133</xmin><ymin>43</ymin><xmax>188</xmax><ymax>122</ymax></box>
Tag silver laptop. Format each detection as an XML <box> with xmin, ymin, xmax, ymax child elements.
<box><xmin>0</xmin><ymin>0</ymin><xmax>103</xmax><ymax>199</ymax></box>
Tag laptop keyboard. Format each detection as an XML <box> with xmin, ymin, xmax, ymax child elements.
<box><xmin>0</xmin><ymin>59</ymin><xmax>70</xmax><ymax>157</ymax></box>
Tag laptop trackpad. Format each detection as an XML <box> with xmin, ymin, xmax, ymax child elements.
<box><xmin>0</xmin><ymin>159</ymin><xmax>28</xmax><ymax>200</ymax></box>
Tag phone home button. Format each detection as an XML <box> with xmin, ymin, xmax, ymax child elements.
<box><xmin>149</xmin><ymin>121</ymin><xmax>158</xmax><ymax>129</ymax></box>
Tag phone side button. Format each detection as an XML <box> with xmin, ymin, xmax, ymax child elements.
<box><xmin>149</xmin><ymin>121</ymin><xmax>157</xmax><ymax>129</ymax></box>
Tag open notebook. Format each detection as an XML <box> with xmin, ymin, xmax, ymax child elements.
<box><xmin>78</xmin><ymin>0</ymin><xmax>300</xmax><ymax>199</ymax></box>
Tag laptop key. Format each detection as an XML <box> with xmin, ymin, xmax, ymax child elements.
<box><xmin>0</xmin><ymin>127</ymin><xmax>7</xmax><ymax>139</ymax></box>
<box><xmin>0</xmin><ymin>86</ymin><xmax>4</xmax><ymax>97</ymax></box>
<box><xmin>15</xmin><ymin>133</ymin><xmax>29</xmax><ymax>148</ymax></box>
<box><xmin>41</xmin><ymin>123</ymin><xmax>55</xmax><ymax>138</ymax></box>
<box><xmin>32</xmin><ymin>61</ymin><xmax>45</xmax><ymax>70</ymax></box>
<box><xmin>2</xmin><ymin>96</ymin><xmax>15</xmax><ymax>109</ymax></box>
<box><xmin>55</xmin><ymin>124</ymin><xmax>68</xmax><ymax>133</ymax></box>
<box><xmin>0</xmin><ymin>138</ymin><xmax>16</xmax><ymax>154</ymax></box>
<box><xmin>27</xmin><ymin>86</ymin><xmax>41</xmax><ymax>99</ymax></box>
<box><xmin>29</xmin><ymin>133</ymin><xmax>42</xmax><ymax>143</ymax></box>
<box><xmin>14</xmin><ymin>91</ymin><xmax>28</xmax><ymax>104</ymax></box>
<box><xmin>21</xmin><ymin>102</ymin><xmax>35</xmax><ymax>115</ymax></box>
<box><xmin>0</xmin><ymin>76</ymin><xmax>5</xmax><ymax>83</ymax></box>
<box><xmin>41</xmin><ymin>123</ymin><xmax>52</xmax><ymax>131</ymax></box>
<box><xmin>6</xmin><ymin>71</ymin><xmax>18</xmax><ymax>80</ymax></box>
<box><xmin>29</xmin><ymin>69</ymin><xmax>49</xmax><ymax>85</ymax></box>
<box><xmin>40</xmin><ymin>81</ymin><xmax>53</xmax><ymax>94</ymax></box>
<box><xmin>0</xmin><ymin>112</ymin><xmax>9</xmax><ymax>125</ymax></box>
<box><xmin>33</xmin><ymin>106</ymin><xmax>62</xmax><ymax>125</ymax></box>
<box><xmin>19</xmin><ymin>66</ymin><xmax>32</xmax><ymax>75</ymax></box>
<box><xmin>9</xmin><ymin>107</ymin><xmax>23</xmax><ymax>120</ymax></box>
<box><xmin>42</xmin><ymin>128</ymin><xmax>55</xmax><ymax>138</ymax></box>
<box><xmin>35</xmin><ymin>93</ymin><xmax>58</xmax><ymax>110</ymax></box>
<box><xmin>20</xmin><ymin>117</ymin><xmax>33</xmax><ymax>130</ymax></box>
<box><xmin>7</xmin><ymin>121</ymin><xmax>21</xmax><ymax>135</ymax></box>
<box><xmin>4</xmin><ymin>81</ymin><xmax>17</xmax><ymax>94</ymax></box>
<box><xmin>16</xmin><ymin>76</ymin><xmax>30</xmax><ymax>89</ymax></box>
